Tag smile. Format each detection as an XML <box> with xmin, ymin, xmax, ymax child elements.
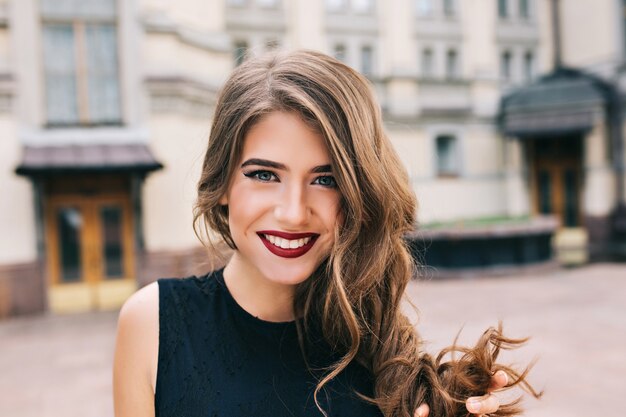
<box><xmin>257</xmin><ymin>231</ymin><xmax>319</xmax><ymax>258</ymax></box>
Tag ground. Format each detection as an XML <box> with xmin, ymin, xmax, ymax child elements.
<box><xmin>1</xmin><ymin>263</ymin><xmax>624</xmax><ymax>417</ymax></box>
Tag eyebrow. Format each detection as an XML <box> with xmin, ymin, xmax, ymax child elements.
<box><xmin>241</xmin><ymin>158</ymin><xmax>332</xmax><ymax>173</ymax></box>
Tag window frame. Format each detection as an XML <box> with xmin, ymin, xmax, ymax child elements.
<box><xmin>421</xmin><ymin>47</ymin><xmax>435</xmax><ymax>79</ymax></box>
<box><xmin>435</xmin><ymin>134</ymin><xmax>461</xmax><ymax>178</ymax></box>
<box><xmin>498</xmin><ymin>0</ymin><xmax>509</xmax><ymax>19</ymax></box>
<box><xmin>360</xmin><ymin>44</ymin><xmax>374</xmax><ymax>77</ymax></box>
<box><xmin>501</xmin><ymin>50</ymin><xmax>513</xmax><ymax>81</ymax></box>
<box><xmin>40</xmin><ymin>3</ymin><xmax>122</xmax><ymax>127</ymax></box>
<box><xmin>523</xmin><ymin>50</ymin><xmax>534</xmax><ymax>82</ymax></box>
<box><xmin>445</xmin><ymin>48</ymin><xmax>459</xmax><ymax>80</ymax></box>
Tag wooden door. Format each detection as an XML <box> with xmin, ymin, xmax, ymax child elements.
<box><xmin>531</xmin><ymin>138</ymin><xmax>583</xmax><ymax>227</ymax></box>
<box><xmin>46</xmin><ymin>195</ymin><xmax>136</xmax><ymax>312</ymax></box>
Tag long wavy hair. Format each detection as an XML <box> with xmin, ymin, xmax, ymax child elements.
<box><xmin>193</xmin><ymin>50</ymin><xmax>540</xmax><ymax>417</ymax></box>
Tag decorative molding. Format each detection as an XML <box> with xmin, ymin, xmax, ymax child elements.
<box><xmin>19</xmin><ymin>127</ymin><xmax>150</xmax><ymax>147</ymax></box>
<box><xmin>144</xmin><ymin>75</ymin><xmax>219</xmax><ymax>118</ymax></box>
<box><xmin>142</xmin><ymin>12</ymin><xmax>231</xmax><ymax>53</ymax></box>
<box><xmin>0</xmin><ymin>72</ymin><xmax>14</xmax><ymax>113</ymax></box>
<box><xmin>325</xmin><ymin>14</ymin><xmax>378</xmax><ymax>35</ymax></box>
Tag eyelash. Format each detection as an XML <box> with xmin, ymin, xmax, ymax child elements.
<box><xmin>243</xmin><ymin>170</ymin><xmax>337</xmax><ymax>189</ymax></box>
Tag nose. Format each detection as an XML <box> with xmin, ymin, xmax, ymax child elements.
<box><xmin>274</xmin><ymin>182</ymin><xmax>310</xmax><ymax>227</ymax></box>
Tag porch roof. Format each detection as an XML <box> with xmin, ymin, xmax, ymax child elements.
<box><xmin>499</xmin><ymin>67</ymin><xmax>610</xmax><ymax>138</ymax></box>
<box><xmin>15</xmin><ymin>144</ymin><xmax>163</xmax><ymax>176</ymax></box>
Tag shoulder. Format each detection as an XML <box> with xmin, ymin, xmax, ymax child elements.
<box><xmin>116</xmin><ymin>282</ymin><xmax>160</xmax><ymax>385</ymax></box>
<box><xmin>113</xmin><ymin>282</ymin><xmax>160</xmax><ymax>416</ymax></box>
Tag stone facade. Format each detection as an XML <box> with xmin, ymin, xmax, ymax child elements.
<box><xmin>0</xmin><ymin>0</ymin><xmax>624</xmax><ymax>316</ymax></box>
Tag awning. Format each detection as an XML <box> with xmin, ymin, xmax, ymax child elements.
<box><xmin>499</xmin><ymin>67</ymin><xmax>609</xmax><ymax>138</ymax></box>
<box><xmin>15</xmin><ymin>144</ymin><xmax>163</xmax><ymax>176</ymax></box>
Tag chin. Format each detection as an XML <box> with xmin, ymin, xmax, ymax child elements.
<box><xmin>260</xmin><ymin>261</ymin><xmax>320</xmax><ymax>287</ymax></box>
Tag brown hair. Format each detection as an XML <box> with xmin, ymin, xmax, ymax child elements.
<box><xmin>193</xmin><ymin>50</ymin><xmax>540</xmax><ymax>417</ymax></box>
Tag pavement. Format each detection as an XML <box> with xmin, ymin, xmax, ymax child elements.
<box><xmin>0</xmin><ymin>263</ymin><xmax>624</xmax><ymax>417</ymax></box>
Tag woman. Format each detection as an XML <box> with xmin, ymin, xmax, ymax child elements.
<box><xmin>114</xmin><ymin>50</ymin><xmax>538</xmax><ymax>417</ymax></box>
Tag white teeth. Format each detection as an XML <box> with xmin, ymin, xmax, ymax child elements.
<box><xmin>263</xmin><ymin>234</ymin><xmax>313</xmax><ymax>249</ymax></box>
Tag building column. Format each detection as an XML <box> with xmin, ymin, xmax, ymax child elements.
<box><xmin>380</xmin><ymin>0</ymin><xmax>419</xmax><ymax>118</ymax></box>
<box><xmin>504</xmin><ymin>138</ymin><xmax>531</xmax><ymax>217</ymax></box>
<box><xmin>584</xmin><ymin>119</ymin><xmax>615</xmax><ymax>242</ymax></box>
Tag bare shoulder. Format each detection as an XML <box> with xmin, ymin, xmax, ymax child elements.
<box><xmin>113</xmin><ymin>282</ymin><xmax>160</xmax><ymax>417</ymax></box>
<box><xmin>119</xmin><ymin>281</ymin><xmax>159</xmax><ymax>327</ymax></box>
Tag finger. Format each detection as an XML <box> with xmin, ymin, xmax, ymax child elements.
<box><xmin>414</xmin><ymin>403</ymin><xmax>430</xmax><ymax>417</ymax></box>
<box><xmin>466</xmin><ymin>393</ymin><xmax>500</xmax><ymax>415</ymax></box>
<box><xmin>488</xmin><ymin>370</ymin><xmax>508</xmax><ymax>391</ymax></box>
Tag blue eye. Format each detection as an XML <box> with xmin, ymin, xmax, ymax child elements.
<box><xmin>243</xmin><ymin>170</ymin><xmax>278</xmax><ymax>182</ymax></box>
<box><xmin>314</xmin><ymin>175</ymin><xmax>337</xmax><ymax>188</ymax></box>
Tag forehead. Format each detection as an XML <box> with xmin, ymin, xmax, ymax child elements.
<box><xmin>241</xmin><ymin>111</ymin><xmax>331</xmax><ymax>165</ymax></box>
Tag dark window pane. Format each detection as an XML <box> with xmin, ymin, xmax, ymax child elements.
<box><xmin>43</xmin><ymin>25</ymin><xmax>79</xmax><ymax>124</ymax></box>
<box><xmin>234</xmin><ymin>40</ymin><xmax>248</xmax><ymax>66</ymax></box>
<box><xmin>101</xmin><ymin>206</ymin><xmax>124</xmax><ymax>278</ymax></box>
<box><xmin>334</xmin><ymin>44</ymin><xmax>346</xmax><ymax>62</ymax></box>
<box><xmin>436</xmin><ymin>135</ymin><xmax>459</xmax><ymax>176</ymax></box>
<box><xmin>520</xmin><ymin>0</ymin><xmax>530</xmax><ymax>18</ymax></box>
<box><xmin>57</xmin><ymin>207</ymin><xmax>83</xmax><ymax>282</ymax></box>
<box><xmin>85</xmin><ymin>24</ymin><xmax>121</xmax><ymax>124</ymax></box>
<box><xmin>499</xmin><ymin>0</ymin><xmax>508</xmax><ymax>18</ymax></box>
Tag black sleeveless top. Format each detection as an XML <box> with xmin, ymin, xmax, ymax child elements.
<box><xmin>155</xmin><ymin>269</ymin><xmax>384</xmax><ymax>417</ymax></box>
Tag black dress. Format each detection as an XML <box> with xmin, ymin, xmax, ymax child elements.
<box><xmin>155</xmin><ymin>269</ymin><xmax>384</xmax><ymax>417</ymax></box>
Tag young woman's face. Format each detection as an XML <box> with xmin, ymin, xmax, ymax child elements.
<box><xmin>220</xmin><ymin>111</ymin><xmax>342</xmax><ymax>287</ymax></box>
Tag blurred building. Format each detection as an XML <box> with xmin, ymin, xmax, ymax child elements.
<box><xmin>0</xmin><ymin>0</ymin><xmax>624</xmax><ymax>317</ymax></box>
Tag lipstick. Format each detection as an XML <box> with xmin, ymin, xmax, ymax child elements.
<box><xmin>257</xmin><ymin>230</ymin><xmax>319</xmax><ymax>258</ymax></box>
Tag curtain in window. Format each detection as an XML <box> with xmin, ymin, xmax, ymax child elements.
<box><xmin>85</xmin><ymin>24</ymin><xmax>121</xmax><ymax>123</ymax></box>
<box><xmin>43</xmin><ymin>25</ymin><xmax>78</xmax><ymax>125</ymax></box>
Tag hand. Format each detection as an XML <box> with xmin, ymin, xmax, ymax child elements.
<box><xmin>414</xmin><ymin>370</ymin><xmax>508</xmax><ymax>417</ymax></box>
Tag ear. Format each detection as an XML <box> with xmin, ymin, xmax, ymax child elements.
<box><xmin>218</xmin><ymin>193</ymin><xmax>228</xmax><ymax>206</ymax></box>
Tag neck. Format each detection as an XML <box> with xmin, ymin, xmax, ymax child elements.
<box><xmin>223</xmin><ymin>252</ymin><xmax>296</xmax><ymax>322</ymax></box>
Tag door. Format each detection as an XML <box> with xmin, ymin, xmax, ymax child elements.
<box><xmin>531</xmin><ymin>137</ymin><xmax>583</xmax><ymax>227</ymax></box>
<box><xmin>46</xmin><ymin>195</ymin><xmax>136</xmax><ymax>313</ymax></box>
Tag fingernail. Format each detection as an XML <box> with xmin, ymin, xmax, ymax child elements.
<box><xmin>467</xmin><ymin>399</ymin><xmax>481</xmax><ymax>413</ymax></box>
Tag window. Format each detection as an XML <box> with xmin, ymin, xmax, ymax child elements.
<box><xmin>265</xmin><ymin>39</ymin><xmax>280</xmax><ymax>51</ymax></box>
<box><xmin>353</xmin><ymin>0</ymin><xmax>374</xmax><ymax>13</ymax></box>
<box><xmin>501</xmin><ymin>50</ymin><xmax>512</xmax><ymax>80</ymax></box>
<box><xmin>519</xmin><ymin>0</ymin><xmax>530</xmax><ymax>18</ymax></box>
<box><xmin>436</xmin><ymin>135</ymin><xmax>459</xmax><ymax>177</ymax></box>
<box><xmin>443</xmin><ymin>0</ymin><xmax>456</xmax><ymax>17</ymax></box>
<box><xmin>421</xmin><ymin>48</ymin><xmax>434</xmax><ymax>78</ymax></box>
<box><xmin>256</xmin><ymin>0</ymin><xmax>278</xmax><ymax>7</ymax></box>
<box><xmin>361</xmin><ymin>45</ymin><xmax>373</xmax><ymax>76</ymax></box>
<box><xmin>326</xmin><ymin>0</ymin><xmax>347</xmax><ymax>12</ymax></box>
<box><xmin>416</xmin><ymin>0</ymin><xmax>433</xmax><ymax>17</ymax></box>
<box><xmin>234</xmin><ymin>40</ymin><xmax>248</xmax><ymax>66</ymax></box>
<box><xmin>41</xmin><ymin>0</ymin><xmax>121</xmax><ymax>126</ymax></box>
<box><xmin>498</xmin><ymin>0</ymin><xmax>509</xmax><ymax>19</ymax></box>
<box><xmin>334</xmin><ymin>44</ymin><xmax>347</xmax><ymax>62</ymax></box>
<box><xmin>524</xmin><ymin>51</ymin><xmax>534</xmax><ymax>82</ymax></box>
<box><xmin>446</xmin><ymin>49</ymin><xmax>459</xmax><ymax>79</ymax></box>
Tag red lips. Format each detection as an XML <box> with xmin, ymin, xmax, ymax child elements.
<box><xmin>256</xmin><ymin>230</ymin><xmax>319</xmax><ymax>258</ymax></box>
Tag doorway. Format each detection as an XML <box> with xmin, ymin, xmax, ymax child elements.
<box><xmin>530</xmin><ymin>136</ymin><xmax>583</xmax><ymax>227</ymax></box>
<box><xmin>45</xmin><ymin>191</ymin><xmax>136</xmax><ymax>313</ymax></box>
